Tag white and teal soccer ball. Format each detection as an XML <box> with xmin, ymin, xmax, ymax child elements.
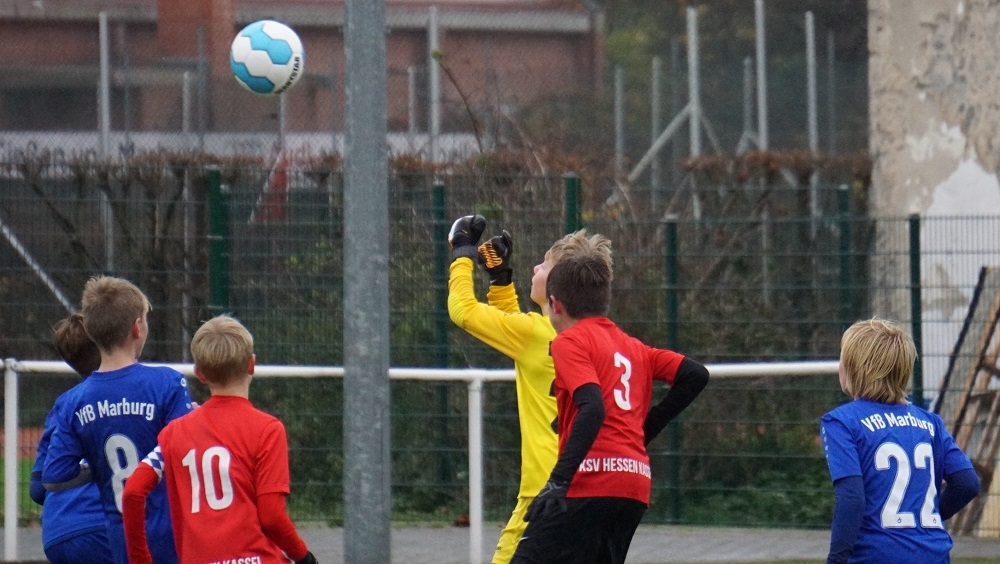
<box><xmin>230</xmin><ymin>20</ymin><xmax>305</xmax><ymax>95</ymax></box>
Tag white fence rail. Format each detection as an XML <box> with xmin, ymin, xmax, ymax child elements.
<box><xmin>2</xmin><ymin>358</ymin><xmax>839</xmax><ymax>563</ymax></box>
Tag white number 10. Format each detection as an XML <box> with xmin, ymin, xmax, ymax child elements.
<box><xmin>182</xmin><ymin>446</ymin><xmax>235</xmax><ymax>513</ymax></box>
<box><xmin>875</xmin><ymin>442</ymin><xmax>942</xmax><ymax>529</ymax></box>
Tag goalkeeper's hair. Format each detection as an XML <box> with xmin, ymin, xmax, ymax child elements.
<box><xmin>53</xmin><ymin>312</ymin><xmax>101</xmax><ymax>377</ymax></box>
<box><xmin>546</xmin><ymin>230</ymin><xmax>612</xmax><ymax>279</ymax></box>
<box><xmin>547</xmin><ymin>254</ymin><xmax>612</xmax><ymax>318</ymax></box>
<box><xmin>839</xmin><ymin>317</ymin><xmax>915</xmax><ymax>405</ymax></box>
<box><xmin>191</xmin><ymin>315</ymin><xmax>254</xmax><ymax>384</ymax></box>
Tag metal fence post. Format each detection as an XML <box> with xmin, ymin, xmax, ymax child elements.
<box><xmin>563</xmin><ymin>173</ymin><xmax>581</xmax><ymax>234</ymax></box>
<box><xmin>207</xmin><ymin>167</ymin><xmax>230</xmax><ymax>315</ymax></box>
<box><xmin>663</xmin><ymin>218</ymin><xmax>682</xmax><ymax>523</ymax></box>
<box><xmin>432</xmin><ymin>182</ymin><xmax>453</xmax><ymax>489</ymax></box>
<box><xmin>468</xmin><ymin>377</ymin><xmax>484</xmax><ymax>564</ymax></box>
<box><xmin>4</xmin><ymin>359</ymin><xmax>19</xmax><ymax>561</ymax></box>
<box><xmin>433</xmin><ymin>182</ymin><xmax>449</xmax><ymax>366</ymax></box>
<box><xmin>838</xmin><ymin>184</ymin><xmax>852</xmax><ymax>330</ymax></box>
<box><xmin>909</xmin><ymin>214</ymin><xmax>925</xmax><ymax>408</ymax></box>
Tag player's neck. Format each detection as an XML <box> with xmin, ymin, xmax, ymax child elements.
<box><xmin>209</xmin><ymin>381</ymin><xmax>251</xmax><ymax>399</ymax></box>
<box><xmin>98</xmin><ymin>348</ymin><xmax>140</xmax><ymax>372</ymax></box>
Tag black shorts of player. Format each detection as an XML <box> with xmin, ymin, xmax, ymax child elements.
<box><xmin>511</xmin><ymin>496</ymin><xmax>646</xmax><ymax>564</ymax></box>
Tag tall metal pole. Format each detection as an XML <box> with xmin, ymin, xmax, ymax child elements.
<box><xmin>428</xmin><ymin>6</ymin><xmax>441</xmax><ymax>163</ymax></box>
<box><xmin>408</xmin><ymin>65</ymin><xmax>418</xmax><ymax>137</ymax></box>
<box><xmin>98</xmin><ymin>11</ymin><xmax>114</xmax><ymax>272</ymax></box>
<box><xmin>651</xmin><ymin>56</ymin><xmax>662</xmax><ymax>209</ymax></box>
<box><xmin>742</xmin><ymin>57</ymin><xmax>753</xmax><ymax>149</ymax></box>
<box><xmin>343</xmin><ymin>0</ymin><xmax>392</xmax><ymax>562</ymax></box>
<box><xmin>614</xmin><ymin>65</ymin><xmax>624</xmax><ymax>178</ymax></box>
<box><xmin>669</xmin><ymin>38</ymin><xmax>681</xmax><ymax>186</ymax></box>
<box><xmin>196</xmin><ymin>27</ymin><xmax>207</xmax><ymax>152</ymax></box>
<box><xmin>806</xmin><ymin>13</ymin><xmax>818</xmax><ymax>157</ymax></box>
<box><xmin>686</xmin><ymin>7</ymin><xmax>701</xmax><ymax>157</ymax></box>
<box><xmin>806</xmin><ymin>12</ymin><xmax>819</xmax><ymax>234</ymax></box>
<box><xmin>827</xmin><ymin>30</ymin><xmax>837</xmax><ymax>154</ymax></box>
<box><xmin>754</xmin><ymin>0</ymin><xmax>768</xmax><ymax>150</ymax></box>
<box><xmin>99</xmin><ymin>11</ymin><xmax>111</xmax><ymax>157</ymax></box>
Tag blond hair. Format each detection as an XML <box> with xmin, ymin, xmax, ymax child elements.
<box><xmin>840</xmin><ymin>318</ymin><xmax>915</xmax><ymax>404</ymax></box>
<box><xmin>546</xmin><ymin>230</ymin><xmax>612</xmax><ymax>276</ymax></box>
<box><xmin>190</xmin><ymin>315</ymin><xmax>254</xmax><ymax>384</ymax></box>
<box><xmin>81</xmin><ymin>276</ymin><xmax>150</xmax><ymax>351</ymax></box>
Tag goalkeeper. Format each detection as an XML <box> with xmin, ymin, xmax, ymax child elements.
<box><xmin>447</xmin><ymin>215</ymin><xmax>613</xmax><ymax>563</ymax></box>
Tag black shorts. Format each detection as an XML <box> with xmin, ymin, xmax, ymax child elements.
<box><xmin>511</xmin><ymin>497</ymin><xmax>646</xmax><ymax>564</ymax></box>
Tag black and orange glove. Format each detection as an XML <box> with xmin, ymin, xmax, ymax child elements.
<box><xmin>477</xmin><ymin>230</ymin><xmax>513</xmax><ymax>286</ymax></box>
<box><xmin>448</xmin><ymin>214</ymin><xmax>486</xmax><ymax>261</ymax></box>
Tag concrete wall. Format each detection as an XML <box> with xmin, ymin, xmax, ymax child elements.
<box><xmin>869</xmin><ymin>0</ymin><xmax>1000</xmax><ymax>394</ymax></box>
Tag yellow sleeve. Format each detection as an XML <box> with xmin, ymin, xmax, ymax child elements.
<box><xmin>486</xmin><ymin>281</ymin><xmax>521</xmax><ymax>314</ymax></box>
<box><xmin>448</xmin><ymin>258</ymin><xmax>534</xmax><ymax>359</ymax></box>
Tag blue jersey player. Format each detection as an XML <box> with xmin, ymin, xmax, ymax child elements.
<box><xmin>42</xmin><ymin>276</ymin><xmax>194</xmax><ymax>564</ymax></box>
<box><xmin>30</xmin><ymin>313</ymin><xmax>113</xmax><ymax>564</ymax></box>
<box><xmin>821</xmin><ymin>318</ymin><xmax>980</xmax><ymax>564</ymax></box>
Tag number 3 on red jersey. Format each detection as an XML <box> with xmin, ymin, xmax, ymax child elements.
<box><xmin>614</xmin><ymin>352</ymin><xmax>633</xmax><ymax>411</ymax></box>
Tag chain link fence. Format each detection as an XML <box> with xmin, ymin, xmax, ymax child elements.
<box><xmin>3</xmin><ymin>156</ymin><xmax>1000</xmax><ymax>532</ymax></box>
<box><xmin>10</xmin><ymin>0</ymin><xmax>998</xmax><ymax>538</ymax></box>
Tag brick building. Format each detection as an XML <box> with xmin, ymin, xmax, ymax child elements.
<box><xmin>0</xmin><ymin>0</ymin><xmax>605</xmax><ymax>137</ymax></box>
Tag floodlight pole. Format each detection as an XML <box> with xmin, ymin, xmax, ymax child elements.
<box><xmin>343</xmin><ymin>0</ymin><xmax>392</xmax><ymax>562</ymax></box>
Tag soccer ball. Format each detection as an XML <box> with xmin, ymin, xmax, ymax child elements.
<box><xmin>230</xmin><ymin>20</ymin><xmax>305</xmax><ymax>95</ymax></box>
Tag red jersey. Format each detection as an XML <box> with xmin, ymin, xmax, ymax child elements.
<box><xmin>550</xmin><ymin>317</ymin><xmax>685</xmax><ymax>504</ymax></box>
<box><xmin>152</xmin><ymin>396</ymin><xmax>294</xmax><ymax>564</ymax></box>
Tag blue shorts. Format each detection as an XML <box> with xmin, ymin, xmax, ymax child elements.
<box><xmin>45</xmin><ymin>529</ymin><xmax>114</xmax><ymax>564</ymax></box>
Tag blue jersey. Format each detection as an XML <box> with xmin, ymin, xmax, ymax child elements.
<box><xmin>43</xmin><ymin>364</ymin><xmax>194</xmax><ymax>564</ymax></box>
<box><xmin>821</xmin><ymin>399</ymin><xmax>974</xmax><ymax>564</ymax></box>
<box><xmin>32</xmin><ymin>387</ymin><xmax>109</xmax><ymax>557</ymax></box>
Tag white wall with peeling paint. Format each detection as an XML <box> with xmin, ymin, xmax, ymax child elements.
<box><xmin>869</xmin><ymin>0</ymin><xmax>1000</xmax><ymax>397</ymax></box>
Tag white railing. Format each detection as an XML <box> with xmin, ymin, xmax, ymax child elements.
<box><xmin>2</xmin><ymin>358</ymin><xmax>839</xmax><ymax>563</ymax></box>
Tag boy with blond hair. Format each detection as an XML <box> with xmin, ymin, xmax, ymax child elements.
<box><xmin>122</xmin><ymin>315</ymin><xmax>316</xmax><ymax>564</ymax></box>
<box><xmin>822</xmin><ymin>318</ymin><xmax>980</xmax><ymax>563</ymax></box>
<box><xmin>43</xmin><ymin>276</ymin><xmax>193</xmax><ymax>564</ymax></box>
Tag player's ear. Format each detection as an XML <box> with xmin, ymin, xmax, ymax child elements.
<box><xmin>246</xmin><ymin>354</ymin><xmax>256</xmax><ymax>376</ymax></box>
<box><xmin>193</xmin><ymin>366</ymin><xmax>209</xmax><ymax>384</ymax></box>
<box><xmin>548</xmin><ymin>295</ymin><xmax>563</xmax><ymax>315</ymax></box>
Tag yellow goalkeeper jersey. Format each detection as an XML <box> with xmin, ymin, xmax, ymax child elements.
<box><xmin>448</xmin><ymin>258</ymin><xmax>558</xmax><ymax>498</ymax></box>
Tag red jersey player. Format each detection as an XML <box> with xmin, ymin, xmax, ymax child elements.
<box><xmin>121</xmin><ymin>315</ymin><xmax>317</xmax><ymax>564</ymax></box>
<box><xmin>512</xmin><ymin>250</ymin><xmax>709</xmax><ymax>564</ymax></box>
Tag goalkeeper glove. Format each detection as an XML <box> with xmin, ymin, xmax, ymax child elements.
<box><xmin>525</xmin><ymin>478</ymin><xmax>568</xmax><ymax>522</ymax></box>
<box><xmin>295</xmin><ymin>551</ymin><xmax>318</xmax><ymax>564</ymax></box>
<box><xmin>477</xmin><ymin>230</ymin><xmax>513</xmax><ymax>286</ymax></box>
<box><xmin>448</xmin><ymin>214</ymin><xmax>486</xmax><ymax>261</ymax></box>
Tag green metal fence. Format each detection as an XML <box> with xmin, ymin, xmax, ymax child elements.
<box><xmin>3</xmin><ymin>160</ymin><xmax>999</xmax><ymax>532</ymax></box>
